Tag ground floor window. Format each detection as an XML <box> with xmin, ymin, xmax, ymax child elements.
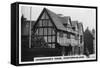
<box><xmin>32</xmin><ymin>27</ymin><xmax>56</xmax><ymax>48</ymax></box>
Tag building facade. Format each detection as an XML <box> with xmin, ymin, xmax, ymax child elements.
<box><xmin>31</xmin><ymin>8</ymin><xmax>84</xmax><ymax>56</ymax></box>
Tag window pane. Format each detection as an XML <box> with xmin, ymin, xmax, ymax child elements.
<box><xmin>67</xmin><ymin>34</ymin><xmax>70</xmax><ymax>39</ymax></box>
<box><xmin>39</xmin><ymin>28</ymin><xmax>43</xmax><ymax>35</ymax></box>
<box><xmin>52</xmin><ymin>44</ymin><xmax>55</xmax><ymax>48</ymax></box>
<box><xmin>59</xmin><ymin>32</ymin><xmax>63</xmax><ymax>37</ymax></box>
<box><xmin>48</xmin><ymin>28</ymin><xmax>52</xmax><ymax>35</ymax></box>
<box><xmin>52</xmin><ymin>36</ymin><xmax>55</xmax><ymax>42</ymax></box>
<box><xmin>44</xmin><ymin>28</ymin><xmax>48</xmax><ymax>35</ymax></box>
<box><xmin>48</xmin><ymin>36</ymin><xmax>52</xmax><ymax>42</ymax></box>
<box><xmin>48</xmin><ymin>28</ymin><xmax>55</xmax><ymax>35</ymax></box>
<box><xmin>71</xmin><ymin>35</ymin><xmax>75</xmax><ymax>39</ymax></box>
<box><xmin>44</xmin><ymin>36</ymin><xmax>48</xmax><ymax>43</ymax></box>
<box><xmin>80</xmin><ymin>35</ymin><xmax>82</xmax><ymax>43</ymax></box>
<box><xmin>48</xmin><ymin>44</ymin><xmax>52</xmax><ymax>48</ymax></box>
<box><xmin>51</xmin><ymin>28</ymin><xmax>55</xmax><ymax>35</ymax></box>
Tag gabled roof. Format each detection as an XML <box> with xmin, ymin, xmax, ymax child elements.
<box><xmin>71</xmin><ymin>21</ymin><xmax>83</xmax><ymax>30</ymax></box>
<box><xmin>78</xmin><ymin>23</ymin><xmax>84</xmax><ymax>33</ymax></box>
<box><xmin>78</xmin><ymin>23</ymin><xmax>82</xmax><ymax>30</ymax></box>
<box><xmin>59</xmin><ymin>16</ymin><xmax>71</xmax><ymax>24</ymax></box>
<box><xmin>71</xmin><ymin>21</ymin><xmax>78</xmax><ymax>28</ymax></box>
<box><xmin>34</xmin><ymin>8</ymin><xmax>83</xmax><ymax>34</ymax></box>
<box><xmin>46</xmin><ymin>8</ymin><xmax>72</xmax><ymax>32</ymax></box>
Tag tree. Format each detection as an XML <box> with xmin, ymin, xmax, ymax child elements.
<box><xmin>84</xmin><ymin>27</ymin><xmax>94</xmax><ymax>56</ymax></box>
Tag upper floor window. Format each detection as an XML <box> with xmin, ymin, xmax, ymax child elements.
<box><xmin>80</xmin><ymin>35</ymin><xmax>82</xmax><ymax>43</ymax></box>
<box><xmin>67</xmin><ymin>33</ymin><xmax>70</xmax><ymax>39</ymax></box>
<box><xmin>75</xmin><ymin>35</ymin><xmax>78</xmax><ymax>40</ymax></box>
<box><xmin>71</xmin><ymin>34</ymin><xmax>75</xmax><ymax>39</ymax></box>
<box><xmin>59</xmin><ymin>32</ymin><xmax>63</xmax><ymax>37</ymax></box>
<box><xmin>72</xmin><ymin>27</ymin><xmax>76</xmax><ymax>31</ymax></box>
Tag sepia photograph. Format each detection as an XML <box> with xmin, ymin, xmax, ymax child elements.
<box><xmin>11</xmin><ymin>2</ymin><xmax>97</xmax><ymax>65</ymax></box>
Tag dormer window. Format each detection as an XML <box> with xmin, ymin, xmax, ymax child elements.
<box><xmin>72</xmin><ymin>27</ymin><xmax>75</xmax><ymax>31</ymax></box>
<box><xmin>63</xmin><ymin>23</ymin><xmax>67</xmax><ymax>27</ymax></box>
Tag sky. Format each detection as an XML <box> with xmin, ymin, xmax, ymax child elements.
<box><xmin>20</xmin><ymin>4</ymin><xmax>96</xmax><ymax>31</ymax></box>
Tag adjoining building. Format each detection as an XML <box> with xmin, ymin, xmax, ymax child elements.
<box><xmin>31</xmin><ymin>8</ymin><xmax>84</xmax><ymax>55</ymax></box>
<box><xmin>21</xmin><ymin>15</ymin><xmax>35</xmax><ymax>48</ymax></box>
<box><xmin>84</xmin><ymin>28</ymin><xmax>95</xmax><ymax>56</ymax></box>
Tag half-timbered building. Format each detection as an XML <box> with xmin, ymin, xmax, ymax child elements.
<box><xmin>32</xmin><ymin>8</ymin><xmax>84</xmax><ymax>55</ymax></box>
